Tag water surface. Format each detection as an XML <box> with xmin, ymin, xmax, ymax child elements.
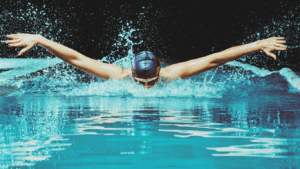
<box><xmin>1</xmin><ymin>89</ymin><xmax>299</xmax><ymax>168</ymax></box>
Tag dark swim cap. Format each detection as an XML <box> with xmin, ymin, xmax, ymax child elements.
<box><xmin>132</xmin><ymin>51</ymin><xmax>160</xmax><ymax>79</ymax></box>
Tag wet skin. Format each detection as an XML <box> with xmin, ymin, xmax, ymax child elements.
<box><xmin>129</xmin><ymin>66</ymin><xmax>162</xmax><ymax>89</ymax></box>
<box><xmin>3</xmin><ymin>34</ymin><xmax>287</xmax><ymax>90</ymax></box>
<box><xmin>131</xmin><ymin>74</ymin><xmax>160</xmax><ymax>89</ymax></box>
<box><xmin>140</xmin><ymin>77</ymin><xmax>159</xmax><ymax>89</ymax></box>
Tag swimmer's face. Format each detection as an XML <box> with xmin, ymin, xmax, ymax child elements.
<box><xmin>143</xmin><ymin>81</ymin><xmax>158</xmax><ymax>89</ymax></box>
<box><xmin>131</xmin><ymin>66</ymin><xmax>161</xmax><ymax>89</ymax></box>
<box><xmin>133</xmin><ymin>76</ymin><xmax>160</xmax><ymax>89</ymax></box>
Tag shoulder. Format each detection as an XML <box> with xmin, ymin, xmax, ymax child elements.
<box><xmin>160</xmin><ymin>67</ymin><xmax>175</xmax><ymax>80</ymax></box>
<box><xmin>122</xmin><ymin>68</ymin><xmax>132</xmax><ymax>78</ymax></box>
<box><xmin>107</xmin><ymin>68</ymin><xmax>132</xmax><ymax>80</ymax></box>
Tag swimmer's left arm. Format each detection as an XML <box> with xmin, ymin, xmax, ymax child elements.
<box><xmin>4</xmin><ymin>33</ymin><xmax>128</xmax><ymax>80</ymax></box>
<box><xmin>163</xmin><ymin>37</ymin><xmax>286</xmax><ymax>79</ymax></box>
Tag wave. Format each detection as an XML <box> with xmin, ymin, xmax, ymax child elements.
<box><xmin>0</xmin><ymin>58</ymin><xmax>298</xmax><ymax>98</ymax></box>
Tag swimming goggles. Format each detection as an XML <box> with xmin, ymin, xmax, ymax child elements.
<box><xmin>133</xmin><ymin>76</ymin><xmax>159</xmax><ymax>86</ymax></box>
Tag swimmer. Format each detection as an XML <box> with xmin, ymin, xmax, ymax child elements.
<box><xmin>2</xmin><ymin>34</ymin><xmax>287</xmax><ymax>89</ymax></box>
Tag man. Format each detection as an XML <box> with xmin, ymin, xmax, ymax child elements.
<box><xmin>2</xmin><ymin>34</ymin><xmax>286</xmax><ymax>89</ymax></box>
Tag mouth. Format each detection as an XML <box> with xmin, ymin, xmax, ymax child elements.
<box><xmin>131</xmin><ymin>76</ymin><xmax>159</xmax><ymax>89</ymax></box>
<box><xmin>143</xmin><ymin>84</ymin><xmax>155</xmax><ymax>89</ymax></box>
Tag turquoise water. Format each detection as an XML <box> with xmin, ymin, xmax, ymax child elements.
<box><xmin>1</xmin><ymin>2</ymin><xmax>300</xmax><ymax>168</ymax></box>
<box><xmin>0</xmin><ymin>58</ymin><xmax>300</xmax><ymax>168</ymax></box>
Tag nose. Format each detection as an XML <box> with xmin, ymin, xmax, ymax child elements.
<box><xmin>143</xmin><ymin>84</ymin><xmax>155</xmax><ymax>89</ymax></box>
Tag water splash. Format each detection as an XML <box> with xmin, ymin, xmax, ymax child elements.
<box><xmin>4</xmin><ymin>59</ymin><xmax>293</xmax><ymax>98</ymax></box>
<box><xmin>0</xmin><ymin>2</ymin><xmax>299</xmax><ymax>98</ymax></box>
<box><xmin>100</xmin><ymin>22</ymin><xmax>143</xmax><ymax>68</ymax></box>
<box><xmin>235</xmin><ymin>5</ymin><xmax>300</xmax><ymax>70</ymax></box>
<box><xmin>2</xmin><ymin>23</ymin><xmax>296</xmax><ymax>98</ymax></box>
<box><xmin>0</xmin><ymin>2</ymin><xmax>75</xmax><ymax>58</ymax></box>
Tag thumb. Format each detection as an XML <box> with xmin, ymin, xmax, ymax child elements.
<box><xmin>265</xmin><ymin>51</ymin><xmax>277</xmax><ymax>61</ymax></box>
<box><xmin>18</xmin><ymin>45</ymin><xmax>33</xmax><ymax>56</ymax></box>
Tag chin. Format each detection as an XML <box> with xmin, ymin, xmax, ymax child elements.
<box><xmin>143</xmin><ymin>85</ymin><xmax>155</xmax><ymax>89</ymax></box>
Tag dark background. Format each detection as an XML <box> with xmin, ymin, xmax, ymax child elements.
<box><xmin>1</xmin><ymin>0</ymin><xmax>300</xmax><ymax>71</ymax></box>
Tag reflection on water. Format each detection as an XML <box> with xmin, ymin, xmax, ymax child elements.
<box><xmin>0</xmin><ymin>94</ymin><xmax>300</xmax><ymax>168</ymax></box>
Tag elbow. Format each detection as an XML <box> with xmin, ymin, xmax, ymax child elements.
<box><xmin>210</xmin><ymin>52</ymin><xmax>227</xmax><ymax>65</ymax></box>
<box><xmin>210</xmin><ymin>61</ymin><xmax>220</xmax><ymax>68</ymax></box>
<box><xmin>210</xmin><ymin>58</ymin><xmax>222</xmax><ymax>68</ymax></box>
<box><xmin>210</xmin><ymin>55</ymin><xmax>227</xmax><ymax>67</ymax></box>
<box><xmin>68</xmin><ymin>53</ymin><xmax>85</xmax><ymax>66</ymax></box>
<box><xmin>69</xmin><ymin>58</ymin><xmax>81</xmax><ymax>67</ymax></box>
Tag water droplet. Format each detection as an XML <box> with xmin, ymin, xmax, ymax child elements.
<box><xmin>9</xmin><ymin>54</ymin><xmax>18</xmax><ymax>58</ymax></box>
<box><xmin>3</xmin><ymin>10</ymin><xmax>10</xmax><ymax>15</ymax></box>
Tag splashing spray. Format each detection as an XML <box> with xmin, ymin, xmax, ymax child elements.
<box><xmin>100</xmin><ymin>22</ymin><xmax>143</xmax><ymax>68</ymax></box>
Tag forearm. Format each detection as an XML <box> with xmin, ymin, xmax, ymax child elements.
<box><xmin>6</xmin><ymin>33</ymin><xmax>128</xmax><ymax>80</ymax></box>
<box><xmin>37</xmin><ymin>35</ymin><xmax>126</xmax><ymax>80</ymax></box>
<box><xmin>37</xmin><ymin>36</ymin><xmax>81</xmax><ymax>64</ymax></box>
<box><xmin>165</xmin><ymin>40</ymin><xmax>262</xmax><ymax>79</ymax></box>
<box><xmin>165</xmin><ymin>37</ymin><xmax>285</xmax><ymax>80</ymax></box>
<box><xmin>211</xmin><ymin>40</ymin><xmax>261</xmax><ymax>65</ymax></box>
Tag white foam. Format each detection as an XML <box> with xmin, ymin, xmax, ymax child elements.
<box><xmin>0</xmin><ymin>58</ymin><xmax>62</xmax><ymax>81</ymax></box>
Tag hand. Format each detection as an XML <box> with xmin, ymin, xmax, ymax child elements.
<box><xmin>258</xmin><ymin>37</ymin><xmax>286</xmax><ymax>61</ymax></box>
<box><xmin>2</xmin><ymin>33</ymin><xmax>42</xmax><ymax>56</ymax></box>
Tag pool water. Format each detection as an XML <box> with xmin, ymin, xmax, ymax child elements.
<box><xmin>1</xmin><ymin>1</ymin><xmax>300</xmax><ymax>168</ymax></box>
<box><xmin>0</xmin><ymin>59</ymin><xmax>300</xmax><ymax>168</ymax></box>
<box><xmin>1</xmin><ymin>94</ymin><xmax>300</xmax><ymax>168</ymax></box>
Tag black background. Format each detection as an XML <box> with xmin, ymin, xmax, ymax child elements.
<box><xmin>1</xmin><ymin>0</ymin><xmax>300</xmax><ymax>71</ymax></box>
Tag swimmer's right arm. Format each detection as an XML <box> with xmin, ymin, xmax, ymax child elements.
<box><xmin>4</xmin><ymin>34</ymin><xmax>127</xmax><ymax>80</ymax></box>
<box><xmin>163</xmin><ymin>37</ymin><xmax>286</xmax><ymax>80</ymax></box>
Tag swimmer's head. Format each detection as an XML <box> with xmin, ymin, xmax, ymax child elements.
<box><xmin>131</xmin><ymin>51</ymin><xmax>161</xmax><ymax>88</ymax></box>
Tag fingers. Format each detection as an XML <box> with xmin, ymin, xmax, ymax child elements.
<box><xmin>265</xmin><ymin>51</ymin><xmax>277</xmax><ymax>61</ymax></box>
<box><xmin>1</xmin><ymin>35</ymin><xmax>20</xmax><ymax>41</ymax></box>
<box><xmin>0</xmin><ymin>41</ymin><xmax>20</xmax><ymax>46</ymax></box>
<box><xmin>272</xmin><ymin>37</ymin><xmax>285</xmax><ymax>40</ymax></box>
<box><xmin>5</xmin><ymin>40</ymin><xmax>21</xmax><ymax>44</ymax></box>
<box><xmin>5</xmin><ymin>33</ymin><xmax>28</xmax><ymax>39</ymax></box>
<box><xmin>268</xmin><ymin>37</ymin><xmax>284</xmax><ymax>41</ymax></box>
<box><xmin>275</xmin><ymin>43</ymin><xmax>287</xmax><ymax>49</ymax></box>
<box><xmin>18</xmin><ymin>45</ymin><xmax>33</xmax><ymax>56</ymax></box>
<box><xmin>6</xmin><ymin>34</ymin><xmax>20</xmax><ymax>39</ymax></box>
<box><xmin>277</xmin><ymin>40</ymin><xmax>286</xmax><ymax>44</ymax></box>
<box><xmin>273</xmin><ymin>38</ymin><xmax>287</xmax><ymax>49</ymax></box>
<box><xmin>276</xmin><ymin>47</ymin><xmax>286</xmax><ymax>51</ymax></box>
<box><xmin>8</xmin><ymin>43</ymin><xmax>23</xmax><ymax>47</ymax></box>
<box><xmin>7</xmin><ymin>41</ymin><xmax>24</xmax><ymax>47</ymax></box>
<box><xmin>1</xmin><ymin>39</ymin><xmax>23</xmax><ymax>47</ymax></box>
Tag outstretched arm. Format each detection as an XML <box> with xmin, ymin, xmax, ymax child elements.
<box><xmin>163</xmin><ymin>37</ymin><xmax>286</xmax><ymax>80</ymax></box>
<box><xmin>4</xmin><ymin>34</ymin><xmax>126</xmax><ymax>80</ymax></box>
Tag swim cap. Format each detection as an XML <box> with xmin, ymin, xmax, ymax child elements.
<box><xmin>132</xmin><ymin>51</ymin><xmax>160</xmax><ymax>79</ymax></box>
